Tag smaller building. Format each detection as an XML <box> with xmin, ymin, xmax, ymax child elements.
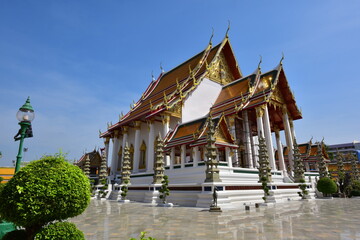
<box><xmin>0</xmin><ymin>167</ymin><xmax>15</xmax><ymax>183</ymax></box>
<box><xmin>76</xmin><ymin>149</ymin><xmax>105</xmax><ymax>183</ymax></box>
<box><xmin>327</xmin><ymin>141</ymin><xmax>360</xmax><ymax>162</ymax></box>
<box><xmin>275</xmin><ymin>140</ymin><xmax>329</xmax><ymax>172</ymax></box>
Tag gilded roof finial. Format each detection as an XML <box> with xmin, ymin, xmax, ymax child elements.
<box><xmin>160</xmin><ymin>62</ymin><xmax>164</xmax><ymax>73</ymax></box>
<box><xmin>149</xmin><ymin>100</ymin><xmax>153</xmax><ymax>110</ymax></box>
<box><xmin>280</xmin><ymin>52</ymin><xmax>285</xmax><ymax>66</ymax></box>
<box><xmin>226</xmin><ymin>20</ymin><xmax>230</xmax><ymax>38</ymax></box>
<box><xmin>258</xmin><ymin>55</ymin><xmax>262</xmax><ymax>70</ymax></box>
<box><xmin>152</xmin><ymin>71</ymin><xmax>155</xmax><ymax>81</ymax></box>
<box><xmin>209</xmin><ymin>27</ymin><xmax>214</xmax><ymax>45</ymax></box>
<box><xmin>99</xmin><ymin>129</ymin><xmax>102</xmax><ymax>136</ymax></box>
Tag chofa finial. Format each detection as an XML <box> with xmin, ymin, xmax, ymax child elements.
<box><xmin>226</xmin><ymin>20</ymin><xmax>230</xmax><ymax>38</ymax></box>
<box><xmin>160</xmin><ymin>62</ymin><xmax>164</xmax><ymax>73</ymax></box>
<box><xmin>209</xmin><ymin>27</ymin><xmax>214</xmax><ymax>45</ymax></box>
<box><xmin>152</xmin><ymin>71</ymin><xmax>155</xmax><ymax>81</ymax></box>
<box><xmin>258</xmin><ymin>55</ymin><xmax>262</xmax><ymax>69</ymax></box>
<box><xmin>280</xmin><ymin>52</ymin><xmax>285</xmax><ymax>65</ymax></box>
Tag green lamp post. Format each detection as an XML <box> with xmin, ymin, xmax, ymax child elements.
<box><xmin>14</xmin><ymin>97</ymin><xmax>35</xmax><ymax>173</ymax></box>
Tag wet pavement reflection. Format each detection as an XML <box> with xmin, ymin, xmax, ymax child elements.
<box><xmin>70</xmin><ymin>198</ymin><xmax>360</xmax><ymax>240</ymax></box>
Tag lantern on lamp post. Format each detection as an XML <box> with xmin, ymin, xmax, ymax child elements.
<box><xmin>14</xmin><ymin>97</ymin><xmax>35</xmax><ymax>173</ymax></box>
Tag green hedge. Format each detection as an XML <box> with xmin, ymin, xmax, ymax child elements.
<box><xmin>35</xmin><ymin>222</ymin><xmax>85</xmax><ymax>240</ymax></box>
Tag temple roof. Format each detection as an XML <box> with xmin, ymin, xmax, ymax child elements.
<box><xmin>76</xmin><ymin>149</ymin><xmax>102</xmax><ymax>168</ymax></box>
<box><xmin>210</xmin><ymin>63</ymin><xmax>302</xmax><ymax>121</ymax></box>
<box><xmin>101</xmin><ymin>37</ymin><xmax>241</xmax><ymax>138</ymax></box>
<box><xmin>275</xmin><ymin>141</ymin><xmax>329</xmax><ymax>161</ymax></box>
<box><xmin>165</xmin><ymin>115</ymin><xmax>236</xmax><ymax>149</ymax></box>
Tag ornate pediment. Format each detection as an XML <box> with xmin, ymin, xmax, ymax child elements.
<box><xmin>206</xmin><ymin>52</ymin><xmax>234</xmax><ymax>85</ymax></box>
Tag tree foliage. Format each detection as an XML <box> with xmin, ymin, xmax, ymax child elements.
<box><xmin>317</xmin><ymin>177</ymin><xmax>337</xmax><ymax>196</ymax></box>
<box><xmin>35</xmin><ymin>222</ymin><xmax>85</xmax><ymax>240</ymax></box>
<box><xmin>0</xmin><ymin>153</ymin><xmax>90</xmax><ymax>236</ymax></box>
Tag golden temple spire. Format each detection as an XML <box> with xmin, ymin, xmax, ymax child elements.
<box><xmin>209</xmin><ymin>28</ymin><xmax>214</xmax><ymax>45</ymax></box>
<box><xmin>280</xmin><ymin>52</ymin><xmax>285</xmax><ymax>66</ymax></box>
<box><xmin>225</xmin><ymin>20</ymin><xmax>230</xmax><ymax>38</ymax></box>
<box><xmin>258</xmin><ymin>55</ymin><xmax>262</xmax><ymax>70</ymax></box>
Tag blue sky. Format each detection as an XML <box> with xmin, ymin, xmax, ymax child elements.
<box><xmin>0</xmin><ymin>1</ymin><xmax>359</xmax><ymax>166</ymax></box>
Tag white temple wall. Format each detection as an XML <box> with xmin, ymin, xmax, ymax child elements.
<box><xmin>181</xmin><ymin>78</ymin><xmax>222</xmax><ymax>123</ymax></box>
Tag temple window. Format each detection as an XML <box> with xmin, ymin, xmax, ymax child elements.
<box><xmin>139</xmin><ymin>141</ymin><xmax>146</xmax><ymax>170</ymax></box>
<box><xmin>175</xmin><ymin>146</ymin><xmax>181</xmax><ymax>165</ymax></box>
<box><xmin>218</xmin><ymin>148</ymin><xmax>226</xmax><ymax>162</ymax></box>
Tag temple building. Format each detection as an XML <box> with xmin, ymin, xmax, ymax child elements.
<box><xmin>275</xmin><ymin>140</ymin><xmax>329</xmax><ymax>172</ymax></box>
<box><xmin>76</xmin><ymin>149</ymin><xmax>108</xmax><ymax>183</ymax></box>
<box><xmin>100</xmin><ymin>32</ymin><xmax>318</xmax><ymax>207</ymax></box>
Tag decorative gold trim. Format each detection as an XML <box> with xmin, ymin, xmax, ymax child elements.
<box><xmin>122</xmin><ymin>126</ymin><xmax>129</xmax><ymax>134</ymax></box>
<box><xmin>256</xmin><ymin>105</ymin><xmax>265</xmax><ymax>118</ymax></box>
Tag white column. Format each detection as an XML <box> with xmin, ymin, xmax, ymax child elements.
<box><xmin>242</xmin><ymin>110</ymin><xmax>253</xmax><ymax>168</ymax></box>
<box><xmin>304</xmin><ymin>162</ymin><xmax>310</xmax><ymax>172</ymax></box>
<box><xmin>263</xmin><ymin>105</ymin><xmax>276</xmax><ymax>170</ymax></box>
<box><xmin>181</xmin><ymin>145</ymin><xmax>186</xmax><ymax>168</ymax></box>
<box><xmin>147</xmin><ymin>121</ymin><xmax>155</xmax><ymax>173</ymax></box>
<box><xmin>162</xmin><ymin>115</ymin><xmax>170</xmax><ymax>137</ymax></box>
<box><xmin>250</xmin><ymin>131</ymin><xmax>258</xmax><ymax>168</ymax></box>
<box><xmin>256</xmin><ymin>107</ymin><xmax>265</xmax><ymax>138</ymax></box>
<box><xmin>275</xmin><ymin>129</ymin><xmax>286</xmax><ymax>171</ymax></box>
<box><xmin>283</xmin><ymin>107</ymin><xmax>294</xmax><ymax>171</ymax></box>
<box><xmin>229</xmin><ymin>116</ymin><xmax>238</xmax><ymax>166</ymax></box>
<box><xmin>133</xmin><ymin>121</ymin><xmax>141</xmax><ymax>173</ymax></box>
<box><xmin>193</xmin><ymin>146</ymin><xmax>200</xmax><ymax>167</ymax></box>
<box><xmin>110</xmin><ymin>130</ymin><xmax>120</xmax><ymax>176</ymax></box>
<box><xmin>225</xmin><ymin>147</ymin><xmax>233</xmax><ymax>168</ymax></box>
<box><xmin>289</xmin><ymin>118</ymin><xmax>296</xmax><ymax>141</ymax></box>
<box><xmin>170</xmin><ymin>147</ymin><xmax>175</xmax><ymax>169</ymax></box>
<box><xmin>104</xmin><ymin>137</ymin><xmax>110</xmax><ymax>166</ymax></box>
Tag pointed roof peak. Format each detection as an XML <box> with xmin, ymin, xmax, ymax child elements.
<box><xmin>225</xmin><ymin>20</ymin><xmax>231</xmax><ymax>38</ymax></box>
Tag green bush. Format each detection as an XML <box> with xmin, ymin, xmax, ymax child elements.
<box><xmin>348</xmin><ymin>180</ymin><xmax>360</xmax><ymax>197</ymax></box>
<box><xmin>0</xmin><ymin>153</ymin><xmax>90</xmax><ymax>237</ymax></box>
<box><xmin>35</xmin><ymin>222</ymin><xmax>85</xmax><ymax>240</ymax></box>
<box><xmin>317</xmin><ymin>177</ymin><xmax>337</xmax><ymax>196</ymax></box>
<box><xmin>2</xmin><ymin>229</ymin><xmax>27</xmax><ymax>240</ymax></box>
<box><xmin>130</xmin><ymin>231</ymin><xmax>157</xmax><ymax>240</ymax></box>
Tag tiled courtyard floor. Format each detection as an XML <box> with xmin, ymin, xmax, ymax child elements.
<box><xmin>70</xmin><ymin>198</ymin><xmax>360</xmax><ymax>240</ymax></box>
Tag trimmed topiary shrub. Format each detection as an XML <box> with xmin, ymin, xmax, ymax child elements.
<box><xmin>35</xmin><ymin>222</ymin><xmax>85</xmax><ymax>240</ymax></box>
<box><xmin>317</xmin><ymin>177</ymin><xmax>337</xmax><ymax>197</ymax></box>
<box><xmin>2</xmin><ymin>229</ymin><xmax>27</xmax><ymax>240</ymax></box>
<box><xmin>0</xmin><ymin>153</ymin><xmax>90</xmax><ymax>239</ymax></box>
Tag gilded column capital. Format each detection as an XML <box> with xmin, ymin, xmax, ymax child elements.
<box><xmin>228</xmin><ymin>115</ymin><xmax>236</xmax><ymax>127</ymax></box>
<box><xmin>104</xmin><ymin>137</ymin><xmax>110</xmax><ymax>144</ymax></box>
<box><xmin>146</xmin><ymin>119</ymin><xmax>154</xmax><ymax>131</ymax></box>
<box><xmin>134</xmin><ymin>121</ymin><xmax>141</xmax><ymax>130</ymax></box>
<box><xmin>255</xmin><ymin>105</ymin><xmax>265</xmax><ymax>118</ymax></box>
<box><xmin>162</xmin><ymin>114</ymin><xmax>170</xmax><ymax>125</ymax></box>
<box><xmin>122</xmin><ymin>126</ymin><xmax>129</xmax><ymax>134</ymax></box>
<box><xmin>289</xmin><ymin>118</ymin><xmax>294</xmax><ymax>128</ymax></box>
<box><xmin>114</xmin><ymin>129</ymin><xmax>120</xmax><ymax>138</ymax></box>
<box><xmin>282</xmin><ymin>105</ymin><xmax>288</xmax><ymax>115</ymax></box>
